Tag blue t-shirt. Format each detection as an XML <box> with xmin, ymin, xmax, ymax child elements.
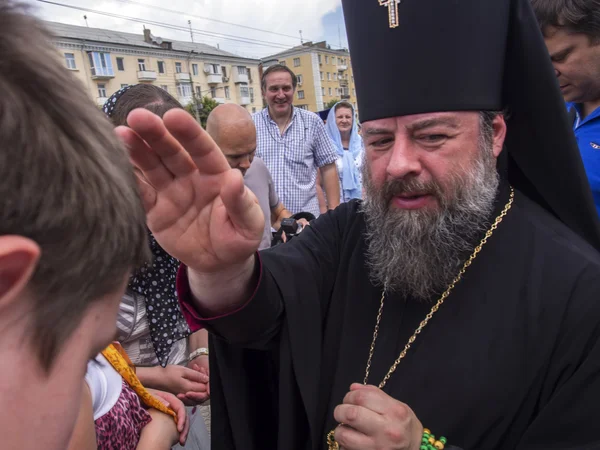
<box><xmin>567</xmin><ymin>103</ymin><xmax>600</xmax><ymax>216</ymax></box>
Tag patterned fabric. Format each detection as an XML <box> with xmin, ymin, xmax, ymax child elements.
<box><xmin>101</xmin><ymin>343</ymin><xmax>177</xmax><ymax>420</ymax></box>
<box><xmin>102</xmin><ymin>85</ymin><xmax>134</xmax><ymax>117</ymax></box>
<box><xmin>253</xmin><ymin>107</ymin><xmax>339</xmax><ymax>217</ymax></box>
<box><xmin>128</xmin><ymin>233</ymin><xmax>190</xmax><ymax>367</ymax></box>
<box><xmin>117</xmin><ymin>290</ymin><xmax>188</xmax><ymax>367</ymax></box>
<box><xmin>95</xmin><ymin>379</ymin><xmax>152</xmax><ymax>450</ymax></box>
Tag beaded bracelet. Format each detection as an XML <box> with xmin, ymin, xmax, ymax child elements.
<box><xmin>420</xmin><ymin>428</ymin><xmax>447</xmax><ymax>450</ymax></box>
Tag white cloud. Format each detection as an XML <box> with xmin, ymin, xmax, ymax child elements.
<box><xmin>23</xmin><ymin>0</ymin><xmax>343</xmax><ymax>58</ymax></box>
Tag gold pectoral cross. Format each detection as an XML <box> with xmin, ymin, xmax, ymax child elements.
<box><xmin>379</xmin><ymin>0</ymin><xmax>400</xmax><ymax>28</ymax></box>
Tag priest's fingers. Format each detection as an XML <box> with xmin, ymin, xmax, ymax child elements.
<box><xmin>220</xmin><ymin>169</ymin><xmax>265</xmax><ymax>241</ymax></box>
<box><xmin>117</xmin><ymin>125</ymin><xmax>176</xmax><ymax>191</ymax></box>
<box><xmin>334</xmin><ymin>404</ymin><xmax>385</xmax><ymax>437</ymax></box>
<box><xmin>334</xmin><ymin>424</ymin><xmax>373</xmax><ymax>450</ymax></box>
<box><xmin>125</xmin><ymin>108</ymin><xmax>198</xmax><ymax>176</ymax></box>
<box><xmin>343</xmin><ymin>384</ymin><xmax>390</xmax><ymax>415</ymax></box>
<box><xmin>163</xmin><ymin>108</ymin><xmax>231</xmax><ymax>176</ymax></box>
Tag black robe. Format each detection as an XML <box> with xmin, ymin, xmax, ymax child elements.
<box><xmin>202</xmin><ymin>185</ymin><xmax>600</xmax><ymax>450</ymax></box>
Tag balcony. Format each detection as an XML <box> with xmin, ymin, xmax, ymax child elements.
<box><xmin>341</xmin><ymin>94</ymin><xmax>351</xmax><ymax>100</ymax></box>
<box><xmin>212</xmin><ymin>97</ymin><xmax>225</xmax><ymax>104</ymax></box>
<box><xmin>207</xmin><ymin>73</ymin><xmax>223</xmax><ymax>84</ymax></box>
<box><xmin>90</xmin><ymin>69</ymin><xmax>114</xmax><ymax>80</ymax></box>
<box><xmin>175</xmin><ymin>72</ymin><xmax>191</xmax><ymax>82</ymax></box>
<box><xmin>233</xmin><ymin>71</ymin><xmax>249</xmax><ymax>84</ymax></box>
<box><xmin>339</xmin><ymin>79</ymin><xmax>349</xmax><ymax>87</ymax></box>
<box><xmin>137</xmin><ymin>70</ymin><xmax>157</xmax><ymax>81</ymax></box>
<box><xmin>338</xmin><ymin>64</ymin><xmax>348</xmax><ymax>71</ymax></box>
<box><xmin>96</xmin><ymin>97</ymin><xmax>108</xmax><ymax>106</ymax></box>
<box><xmin>240</xmin><ymin>96</ymin><xmax>251</xmax><ymax>105</ymax></box>
<box><xmin>178</xmin><ymin>96</ymin><xmax>193</xmax><ymax>106</ymax></box>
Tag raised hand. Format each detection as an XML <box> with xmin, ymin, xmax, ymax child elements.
<box><xmin>116</xmin><ymin>108</ymin><xmax>264</xmax><ymax>273</ymax></box>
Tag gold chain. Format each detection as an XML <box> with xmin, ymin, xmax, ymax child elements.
<box><xmin>327</xmin><ymin>186</ymin><xmax>515</xmax><ymax>450</ymax></box>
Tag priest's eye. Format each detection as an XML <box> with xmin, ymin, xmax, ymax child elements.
<box><xmin>371</xmin><ymin>138</ymin><xmax>393</xmax><ymax>148</ymax></box>
<box><xmin>418</xmin><ymin>134</ymin><xmax>448</xmax><ymax>144</ymax></box>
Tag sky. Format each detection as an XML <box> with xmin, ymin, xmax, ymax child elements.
<box><xmin>24</xmin><ymin>0</ymin><xmax>349</xmax><ymax>59</ymax></box>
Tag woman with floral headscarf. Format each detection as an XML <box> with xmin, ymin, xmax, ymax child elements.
<box><xmin>325</xmin><ymin>101</ymin><xmax>364</xmax><ymax>202</ymax></box>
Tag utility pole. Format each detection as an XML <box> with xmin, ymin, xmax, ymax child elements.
<box><xmin>299</xmin><ymin>30</ymin><xmax>303</xmax><ymax>44</ymax></box>
<box><xmin>84</xmin><ymin>15</ymin><xmax>89</xmax><ymax>27</ymax></box>
<box><xmin>187</xmin><ymin>51</ymin><xmax>201</xmax><ymax>124</ymax></box>
<box><xmin>188</xmin><ymin>20</ymin><xmax>194</xmax><ymax>43</ymax></box>
<box><xmin>338</xmin><ymin>24</ymin><xmax>342</xmax><ymax>49</ymax></box>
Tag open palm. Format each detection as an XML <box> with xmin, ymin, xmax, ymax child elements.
<box><xmin>116</xmin><ymin>108</ymin><xmax>264</xmax><ymax>272</ymax></box>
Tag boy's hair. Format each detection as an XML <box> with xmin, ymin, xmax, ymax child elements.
<box><xmin>0</xmin><ymin>1</ymin><xmax>150</xmax><ymax>370</ymax></box>
<box><xmin>108</xmin><ymin>84</ymin><xmax>184</xmax><ymax>126</ymax></box>
<box><xmin>530</xmin><ymin>0</ymin><xmax>600</xmax><ymax>42</ymax></box>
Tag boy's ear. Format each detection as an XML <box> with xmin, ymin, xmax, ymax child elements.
<box><xmin>0</xmin><ymin>236</ymin><xmax>40</xmax><ymax>310</ymax></box>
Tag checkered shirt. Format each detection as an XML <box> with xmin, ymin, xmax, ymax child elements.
<box><xmin>253</xmin><ymin>107</ymin><xmax>339</xmax><ymax>216</ymax></box>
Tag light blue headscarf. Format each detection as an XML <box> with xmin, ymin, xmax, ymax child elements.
<box><xmin>326</xmin><ymin>102</ymin><xmax>363</xmax><ymax>201</ymax></box>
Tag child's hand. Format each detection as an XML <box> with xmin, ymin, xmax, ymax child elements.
<box><xmin>148</xmin><ymin>389</ymin><xmax>190</xmax><ymax>446</ymax></box>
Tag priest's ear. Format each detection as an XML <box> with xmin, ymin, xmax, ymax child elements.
<box><xmin>491</xmin><ymin>114</ymin><xmax>507</xmax><ymax>159</ymax></box>
<box><xmin>0</xmin><ymin>236</ymin><xmax>40</xmax><ymax>314</ymax></box>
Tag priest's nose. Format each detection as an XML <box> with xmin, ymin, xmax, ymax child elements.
<box><xmin>554</xmin><ymin>67</ymin><xmax>561</xmax><ymax>78</ymax></box>
<box><xmin>386</xmin><ymin>140</ymin><xmax>423</xmax><ymax>180</ymax></box>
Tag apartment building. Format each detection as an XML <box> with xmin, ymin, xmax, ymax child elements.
<box><xmin>262</xmin><ymin>41</ymin><xmax>358</xmax><ymax>114</ymax></box>
<box><xmin>46</xmin><ymin>22</ymin><xmax>263</xmax><ymax>113</ymax></box>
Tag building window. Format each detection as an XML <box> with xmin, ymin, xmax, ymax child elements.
<box><xmin>158</xmin><ymin>61</ymin><xmax>165</xmax><ymax>74</ymax></box>
<box><xmin>235</xmin><ymin>66</ymin><xmax>245</xmax><ymax>75</ymax></box>
<box><xmin>353</xmin><ymin>89</ymin><xmax>356</xmax><ymax>96</ymax></box>
<box><xmin>225</xmin><ymin>86</ymin><xmax>230</xmax><ymax>99</ymax></box>
<box><xmin>327</xmin><ymin>72</ymin><xmax>331</xmax><ymax>81</ymax></box>
<box><xmin>195</xmin><ymin>86</ymin><xmax>202</xmax><ymax>97</ymax></box>
<box><xmin>252</xmin><ymin>107</ymin><xmax>257</xmax><ymax>113</ymax></box>
<box><xmin>279</xmin><ymin>60</ymin><xmax>286</xmax><ymax>66</ymax></box>
<box><xmin>175</xmin><ymin>62</ymin><xmax>182</xmax><ymax>73</ymax></box>
<box><xmin>192</xmin><ymin>64</ymin><xmax>199</xmax><ymax>76</ymax></box>
<box><xmin>116</xmin><ymin>57</ymin><xmax>125</xmax><ymax>71</ymax></box>
<box><xmin>212</xmin><ymin>64</ymin><xmax>220</xmax><ymax>74</ymax></box>
<box><xmin>210</xmin><ymin>87</ymin><xmax>217</xmax><ymax>98</ymax></box>
<box><xmin>97</xmin><ymin>83</ymin><xmax>107</xmax><ymax>98</ymax></box>
<box><xmin>240</xmin><ymin>85</ymin><xmax>249</xmax><ymax>98</ymax></box>
<box><xmin>322</xmin><ymin>87</ymin><xmax>325</xmax><ymax>96</ymax></box>
<box><xmin>177</xmin><ymin>83</ymin><xmax>192</xmax><ymax>98</ymax></box>
<box><xmin>336</xmin><ymin>88</ymin><xmax>340</xmax><ymax>96</ymax></box>
<box><xmin>88</xmin><ymin>52</ymin><xmax>114</xmax><ymax>77</ymax></box>
<box><xmin>298</xmin><ymin>90</ymin><xmax>305</xmax><ymax>99</ymax></box>
<box><xmin>64</xmin><ymin>53</ymin><xmax>76</xmax><ymax>70</ymax></box>
<box><xmin>318</xmin><ymin>54</ymin><xmax>322</xmax><ymax>64</ymax></box>
<box><xmin>320</xmin><ymin>71</ymin><xmax>324</xmax><ymax>81</ymax></box>
<box><xmin>222</xmin><ymin>66</ymin><xmax>228</xmax><ymax>78</ymax></box>
<box><xmin>249</xmin><ymin>87</ymin><xmax>254</xmax><ymax>102</ymax></box>
<box><xmin>325</xmin><ymin>56</ymin><xmax>329</xmax><ymax>64</ymax></box>
<box><xmin>293</xmin><ymin>58</ymin><xmax>300</xmax><ymax>67</ymax></box>
<box><xmin>161</xmin><ymin>85</ymin><xmax>168</xmax><ymax>92</ymax></box>
<box><xmin>297</xmin><ymin>74</ymin><xmax>303</xmax><ymax>85</ymax></box>
<box><xmin>329</xmin><ymin>87</ymin><xmax>332</xmax><ymax>96</ymax></box>
<box><xmin>121</xmin><ymin>83</ymin><xmax>129</xmax><ymax>88</ymax></box>
<box><xmin>137</xmin><ymin>59</ymin><xmax>146</xmax><ymax>71</ymax></box>
<box><xmin>247</xmin><ymin>68</ymin><xmax>252</xmax><ymax>81</ymax></box>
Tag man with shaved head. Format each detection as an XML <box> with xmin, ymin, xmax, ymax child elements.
<box><xmin>206</xmin><ymin>104</ymin><xmax>301</xmax><ymax>249</ymax></box>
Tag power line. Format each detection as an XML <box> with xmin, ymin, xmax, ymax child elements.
<box><xmin>112</xmin><ymin>0</ymin><xmax>316</xmax><ymax>43</ymax></box>
<box><xmin>36</xmin><ymin>0</ymin><xmax>297</xmax><ymax>51</ymax></box>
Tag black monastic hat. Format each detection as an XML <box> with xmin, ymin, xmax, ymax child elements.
<box><xmin>341</xmin><ymin>0</ymin><xmax>600</xmax><ymax>250</ymax></box>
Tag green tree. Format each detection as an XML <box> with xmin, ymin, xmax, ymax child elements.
<box><xmin>185</xmin><ymin>96</ymin><xmax>220</xmax><ymax>128</ymax></box>
<box><xmin>324</xmin><ymin>98</ymin><xmax>340</xmax><ymax>109</ymax></box>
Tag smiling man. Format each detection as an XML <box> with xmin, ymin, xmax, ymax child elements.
<box><xmin>252</xmin><ymin>64</ymin><xmax>340</xmax><ymax>217</ymax></box>
<box><xmin>531</xmin><ymin>0</ymin><xmax>600</xmax><ymax>216</ymax></box>
<box><xmin>121</xmin><ymin>0</ymin><xmax>600</xmax><ymax>448</ymax></box>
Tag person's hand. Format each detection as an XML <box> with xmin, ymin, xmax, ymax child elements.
<box><xmin>187</xmin><ymin>356</ymin><xmax>210</xmax><ymax>399</ymax></box>
<box><xmin>154</xmin><ymin>365</ymin><xmax>209</xmax><ymax>406</ymax></box>
<box><xmin>297</xmin><ymin>218</ymin><xmax>310</xmax><ymax>229</ymax></box>
<box><xmin>333</xmin><ymin>384</ymin><xmax>423</xmax><ymax>450</ymax></box>
<box><xmin>116</xmin><ymin>108</ymin><xmax>265</xmax><ymax>273</ymax></box>
<box><xmin>148</xmin><ymin>389</ymin><xmax>190</xmax><ymax>446</ymax></box>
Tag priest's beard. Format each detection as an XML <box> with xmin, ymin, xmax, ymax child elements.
<box><xmin>361</xmin><ymin>138</ymin><xmax>500</xmax><ymax>301</ymax></box>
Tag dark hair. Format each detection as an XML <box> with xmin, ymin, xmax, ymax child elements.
<box><xmin>110</xmin><ymin>84</ymin><xmax>184</xmax><ymax>126</ymax></box>
<box><xmin>530</xmin><ymin>0</ymin><xmax>600</xmax><ymax>41</ymax></box>
<box><xmin>261</xmin><ymin>64</ymin><xmax>298</xmax><ymax>91</ymax></box>
<box><xmin>0</xmin><ymin>1</ymin><xmax>150</xmax><ymax>370</ymax></box>
<box><xmin>334</xmin><ymin>101</ymin><xmax>354</xmax><ymax>112</ymax></box>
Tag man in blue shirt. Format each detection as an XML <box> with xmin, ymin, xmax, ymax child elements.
<box><xmin>532</xmin><ymin>0</ymin><xmax>600</xmax><ymax>214</ymax></box>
